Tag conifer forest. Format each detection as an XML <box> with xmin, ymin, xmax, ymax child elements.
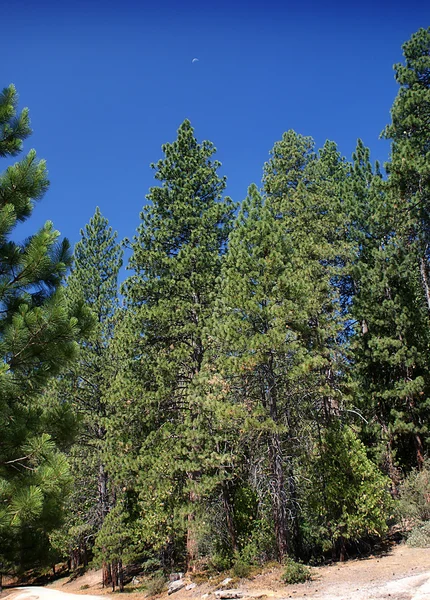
<box><xmin>1</xmin><ymin>27</ymin><xmax>430</xmax><ymax>589</ymax></box>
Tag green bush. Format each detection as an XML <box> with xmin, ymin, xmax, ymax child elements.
<box><xmin>407</xmin><ymin>521</ymin><xmax>430</xmax><ymax>548</ymax></box>
<box><xmin>209</xmin><ymin>552</ymin><xmax>233</xmax><ymax>572</ymax></box>
<box><xmin>281</xmin><ymin>558</ymin><xmax>311</xmax><ymax>585</ymax></box>
<box><xmin>303</xmin><ymin>424</ymin><xmax>392</xmax><ymax>557</ymax></box>
<box><xmin>397</xmin><ymin>460</ymin><xmax>430</xmax><ymax>522</ymax></box>
<box><xmin>232</xmin><ymin>557</ymin><xmax>251</xmax><ymax>578</ymax></box>
<box><xmin>146</xmin><ymin>573</ymin><xmax>166</xmax><ymax>597</ymax></box>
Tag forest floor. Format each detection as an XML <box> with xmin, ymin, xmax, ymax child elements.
<box><xmin>3</xmin><ymin>543</ymin><xmax>430</xmax><ymax>600</ymax></box>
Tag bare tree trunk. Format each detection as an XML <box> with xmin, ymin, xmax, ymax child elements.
<box><xmin>70</xmin><ymin>549</ymin><xmax>80</xmax><ymax>571</ymax></box>
<box><xmin>221</xmin><ymin>480</ymin><xmax>237</xmax><ymax>552</ymax></box>
<box><xmin>287</xmin><ymin>468</ymin><xmax>302</xmax><ymax>558</ymax></box>
<box><xmin>264</xmin><ymin>356</ymin><xmax>289</xmax><ymax>561</ymax></box>
<box><xmin>420</xmin><ymin>255</ymin><xmax>430</xmax><ymax>312</ymax></box>
<box><xmin>405</xmin><ymin>388</ymin><xmax>425</xmax><ymax>470</ymax></box>
<box><xmin>98</xmin><ymin>448</ymin><xmax>111</xmax><ymax>588</ymax></box>
<box><xmin>111</xmin><ymin>561</ymin><xmax>118</xmax><ymax>592</ymax></box>
<box><xmin>98</xmin><ymin>460</ymin><xmax>109</xmax><ymax>521</ymax></box>
<box><xmin>102</xmin><ymin>562</ymin><xmax>112</xmax><ymax>588</ymax></box>
<box><xmin>118</xmin><ymin>559</ymin><xmax>124</xmax><ymax>592</ymax></box>
<box><xmin>268</xmin><ymin>432</ymin><xmax>289</xmax><ymax>560</ymax></box>
<box><xmin>414</xmin><ymin>431</ymin><xmax>425</xmax><ymax>470</ymax></box>
<box><xmin>186</xmin><ymin>485</ymin><xmax>199</xmax><ymax>571</ymax></box>
<box><xmin>186</xmin><ymin>333</ymin><xmax>204</xmax><ymax>571</ymax></box>
<box><xmin>381</xmin><ymin>425</ymin><xmax>401</xmax><ymax>496</ymax></box>
<box><xmin>339</xmin><ymin>536</ymin><xmax>347</xmax><ymax>562</ymax></box>
<box><xmin>82</xmin><ymin>542</ymin><xmax>88</xmax><ymax>568</ymax></box>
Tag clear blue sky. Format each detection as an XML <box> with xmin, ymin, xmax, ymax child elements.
<box><xmin>4</xmin><ymin>0</ymin><xmax>430</xmax><ymax>268</ymax></box>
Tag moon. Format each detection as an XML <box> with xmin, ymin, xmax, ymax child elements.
<box><xmin>192</xmin><ymin>58</ymin><xmax>199</xmax><ymax>63</ymax></box>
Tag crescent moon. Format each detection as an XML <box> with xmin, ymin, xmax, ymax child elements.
<box><xmin>192</xmin><ymin>58</ymin><xmax>199</xmax><ymax>63</ymax></box>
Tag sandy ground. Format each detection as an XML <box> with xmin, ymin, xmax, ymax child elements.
<box><xmin>3</xmin><ymin>544</ymin><xmax>430</xmax><ymax>600</ymax></box>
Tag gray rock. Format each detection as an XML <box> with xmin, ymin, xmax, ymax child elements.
<box><xmin>168</xmin><ymin>580</ymin><xmax>186</xmax><ymax>595</ymax></box>
<box><xmin>186</xmin><ymin>583</ymin><xmax>197</xmax><ymax>591</ymax></box>
<box><xmin>131</xmin><ymin>576</ymin><xmax>141</xmax><ymax>585</ymax></box>
<box><xmin>215</xmin><ymin>591</ymin><xmax>243</xmax><ymax>599</ymax></box>
<box><xmin>170</xmin><ymin>573</ymin><xmax>185</xmax><ymax>582</ymax></box>
<box><xmin>220</xmin><ymin>579</ymin><xmax>233</xmax><ymax>587</ymax></box>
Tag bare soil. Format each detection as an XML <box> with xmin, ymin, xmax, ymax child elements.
<box><xmin>3</xmin><ymin>543</ymin><xmax>430</xmax><ymax>600</ymax></box>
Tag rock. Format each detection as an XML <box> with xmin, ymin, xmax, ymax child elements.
<box><xmin>201</xmin><ymin>594</ymin><xmax>210</xmax><ymax>599</ymax></box>
<box><xmin>131</xmin><ymin>576</ymin><xmax>141</xmax><ymax>585</ymax></box>
<box><xmin>168</xmin><ymin>580</ymin><xmax>186</xmax><ymax>595</ymax></box>
<box><xmin>214</xmin><ymin>591</ymin><xmax>243</xmax><ymax>599</ymax></box>
<box><xmin>186</xmin><ymin>583</ymin><xmax>197</xmax><ymax>591</ymax></box>
<box><xmin>170</xmin><ymin>573</ymin><xmax>185</xmax><ymax>582</ymax></box>
<box><xmin>220</xmin><ymin>579</ymin><xmax>233</xmax><ymax>587</ymax></box>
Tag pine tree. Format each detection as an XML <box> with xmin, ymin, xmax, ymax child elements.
<box><xmin>212</xmin><ymin>132</ymin><xmax>353</xmax><ymax>560</ymax></box>
<box><xmin>108</xmin><ymin>120</ymin><xmax>234</xmax><ymax>567</ymax></box>
<box><xmin>355</xmin><ymin>27</ymin><xmax>430</xmax><ymax>471</ymax></box>
<box><xmin>0</xmin><ymin>84</ymin><xmax>84</xmax><ymax>573</ymax></box>
<box><xmin>348</xmin><ymin>27</ymin><xmax>430</xmax><ymax>471</ymax></box>
<box><xmin>350</xmin><ymin>139</ymin><xmax>430</xmax><ymax>472</ymax></box>
<box><xmin>55</xmin><ymin>208</ymin><xmax>123</xmax><ymax>574</ymax></box>
<box><xmin>212</xmin><ymin>183</ymin><xmax>305</xmax><ymax>560</ymax></box>
<box><xmin>383</xmin><ymin>27</ymin><xmax>430</xmax><ymax>310</ymax></box>
<box><xmin>263</xmin><ymin>132</ymin><xmax>351</xmax><ymax>426</ymax></box>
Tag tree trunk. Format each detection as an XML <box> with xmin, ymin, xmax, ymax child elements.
<box><xmin>287</xmin><ymin>468</ymin><xmax>302</xmax><ymax>558</ymax></box>
<box><xmin>339</xmin><ymin>536</ymin><xmax>347</xmax><ymax>562</ymax></box>
<box><xmin>111</xmin><ymin>561</ymin><xmax>118</xmax><ymax>592</ymax></box>
<box><xmin>70</xmin><ymin>548</ymin><xmax>80</xmax><ymax>571</ymax></box>
<box><xmin>268</xmin><ymin>432</ymin><xmax>289</xmax><ymax>560</ymax></box>
<box><xmin>102</xmin><ymin>562</ymin><xmax>112</xmax><ymax>588</ymax></box>
<box><xmin>405</xmin><ymin>390</ymin><xmax>425</xmax><ymax>470</ymax></box>
<box><xmin>264</xmin><ymin>357</ymin><xmax>289</xmax><ymax>560</ymax></box>
<box><xmin>419</xmin><ymin>255</ymin><xmax>430</xmax><ymax>312</ymax></box>
<box><xmin>98</xmin><ymin>455</ymin><xmax>112</xmax><ymax>588</ymax></box>
<box><xmin>186</xmin><ymin>485</ymin><xmax>199</xmax><ymax>571</ymax></box>
<box><xmin>186</xmin><ymin>333</ymin><xmax>203</xmax><ymax>571</ymax></box>
<box><xmin>414</xmin><ymin>431</ymin><xmax>425</xmax><ymax>470</ymax></box>
<box><xmin>381</xmin><ymin>426</ymin><xmax>401</xmax><ymax>496</ymax></box>
<box><xmin>221</xmin><ymin>479</ymin><xmax>237</xmax><ymax>552</ymax></box>
<box><xmin>98</xmin><ymin>464</ymin><xmax>109</xmax><ymax>518</ymax></box>
<box><xmin>82</xmin><ymin>542</ymin><xmax>88</xmax><ymax>567</ymax></box>
<box><xmin>118</xmin><ymin>559</ymin><xmax>124</xmax><ymax>592</ymax></box>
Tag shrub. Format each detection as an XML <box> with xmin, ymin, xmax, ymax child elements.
<box><xmin>303</xmin><ymin>424</ymin><xmax>392</xmax><ymax>557</ymax></box>
<box><xmin>209</xmin><ymin>552</ymin><xmax>233</xmax><ymax>572</ymax></box>
<box><xmin>146</xmin><ymin>574</ymin><xmax>166</xmax><ymax>597</ymax></box>
<box><xmin>397</xmin><ymin>460</ymin><xmax>430</xmax><ymax>522</ymax></box>
<box><xmin>232</xmin><ymin>557</ymin><xmax>251</xmax><ymax>579</ymax></box>
<box><xmin>281</xmin><ymin>559</ymin><xmax>311</xmax><ymax>585</ymax></box>
<box><xmin>407</xmin><ymin>521</ymin><xmax>430</xmax><ymax>548</ymax></box>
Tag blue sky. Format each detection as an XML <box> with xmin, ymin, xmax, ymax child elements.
<box><xmin>4</xmin><ymin>0</ymin><xmax>430</xmax><ymax>269</ymax></box>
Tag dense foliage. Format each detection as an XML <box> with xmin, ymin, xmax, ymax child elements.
<box><xmin>2</xmin><ymin>27</ymin><xmax>430</xmax><ymax>581</ymax></box>
<box><xmin>0</xmin><ymin>85</ymin><xmax>87</xmax><ymax>575</ymax></box>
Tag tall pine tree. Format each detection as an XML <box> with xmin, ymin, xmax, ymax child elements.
<box><xmin>0</xmin><ymin>84</ymin><xmax>84</xmax><ymax>574</ymax></box>
<box><xmin>383</xmin><ymin>27</ymin><xmax>430</xmax><ymax>311</ymax></box>
<box><xmin>108</xmin><ymin>120</ymin><xmax>234</xmax><ymax>567</ymax></box>
<box><xmin>53</xmin><ymin>208</ymin><xmax>123</xmax><ymax>575</ymax></box>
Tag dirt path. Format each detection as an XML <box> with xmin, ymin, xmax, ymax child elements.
<box><xmin>4</xmin><ymin>544</ymin><xmax>430</xmax><ymax>600</ymax></box>
<box><xmin>6</xmin><ymin>589</ymin><xmax>104</xmax><ymax>600</ymax></box>
<box><xmin>243</xmin><ymin>545</ymin><xmax>430</xmax><ymax>600</ymax></box>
